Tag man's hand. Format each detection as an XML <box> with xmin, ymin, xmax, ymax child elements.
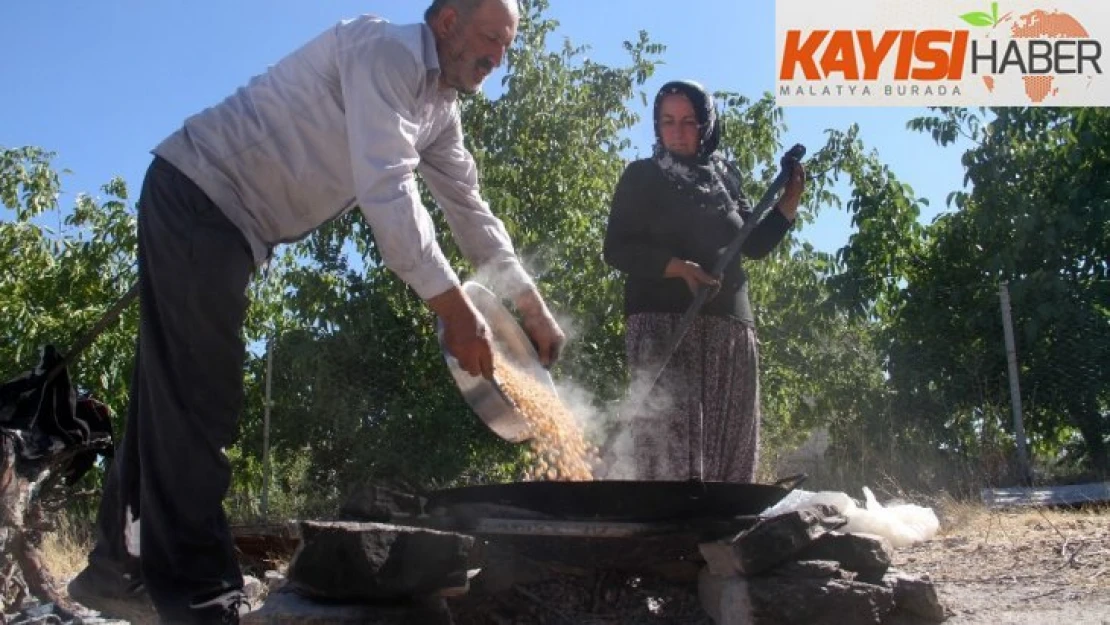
<box><xmin>515</xmin><ymin>288</ymin><xmax>566</xmax><ymax>368</ymax></box>
<box><xmin>664</xmin><ymin>258</ymin><xmax>719</xmax><ymax>296</ymax></box>
<box><xmin>428</xmin><ymin>286</ymin><xmax>494</xmax><ymax>379</ymax></box>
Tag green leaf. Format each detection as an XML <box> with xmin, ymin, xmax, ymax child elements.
<box><xmin>959</xmin><ymin>11</ymin><xmax>995</xmax><ymax>27</ymax></box>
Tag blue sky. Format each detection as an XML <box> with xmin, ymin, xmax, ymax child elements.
<box><xmin>0</xmin><ymin>0</ymin><xmax>972</xmax><ymax>255</ymax></box>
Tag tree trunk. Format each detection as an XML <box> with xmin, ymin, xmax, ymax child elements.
<box><xmin>1</xmin><ymin>433</ymin><xmax>106</xmax><ymax>612</ymax></box>
<box><xmin>1071</xmin><ymin>404</ymin><xmax>1110</xmax><ymax>478</ymax></box>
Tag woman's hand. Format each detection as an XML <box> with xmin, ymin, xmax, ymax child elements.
<box><xmin>664</xmin><ymin>258</ymin><xmax>719</xmax><ymax>295</ymax></box>
<box><xmin>777</xmin><ymin>161</ymin><xmax>806</xmax><ymax>221</ymax></box>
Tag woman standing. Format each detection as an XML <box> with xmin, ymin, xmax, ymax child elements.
<box><xmin>603</xmin><ymin>80</ymin><xmax>804</xmax><ymax>482</ymax></box>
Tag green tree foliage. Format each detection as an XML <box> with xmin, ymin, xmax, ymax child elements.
<box><xmin>0</xmin><ymin>146</ymin><xmax>290</xmax><ymax>503</ymax></box>
<box><xmin>240</xmin><ymin>2</ymin><xmax>898</xmax><ymax>503</ymax></box>
<box><xmin>228</xmin><ymin>0</ymin><xmax>668</xmax><ymax>509</ymax></box>
<box><xmin>0</xmin><ymin>146</ymin><xmax>137</xmax><ymax>416</ymax></box>
<box><xmin>0</xmin><ymin>2</ymin><xmax>940</xmax><ymax>513</ymax></box>
<box><xmin>710</xmin><ymin>97</ymin><xmax>894</xmax><ymax>467</ymax></box>
<box><xmin>895</xmin><ymin>108</ymin><xmax>1110</xmax><ymax>476</ymax></box>
<box><xmin>10</xmin><ymin>4</ymin><xmax>1109</xmax><ymax>523</ymax></box>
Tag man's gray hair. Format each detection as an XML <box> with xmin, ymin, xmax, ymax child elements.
<box><xmin>425</xmin><ymin>0</ymin><xmax>518</xmax><ymax>24</ymax></box>
<box><xmin>424</xmin><ymin>0</ymin><xmax>487</xmax><ymax>23</ymax></box>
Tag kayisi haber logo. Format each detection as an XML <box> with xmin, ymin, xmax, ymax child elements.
<box><xmin>964</xmin><ymin>3</ymin><xmax>1100</xmax><ymax>103</ymax></box>
<box><xmin>775</xmin><ymin>1</ymin><xmax>1106</xmax><ymax>106</ymax></box>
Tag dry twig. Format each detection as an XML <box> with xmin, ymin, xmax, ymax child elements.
<box><xmin>1022</xmin><ymin>587</ymin><xmax>1064</xmax><ymax>602</ymax></box>
<box><xmin>1051</xmin><ymin>542</ymin><xmax>1088</xmax><ymax>571</ymax></box>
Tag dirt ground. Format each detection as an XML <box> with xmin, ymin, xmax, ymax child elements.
<box><xmin>893</xmin><ymin>504</ymin><xmax>1110</xmax><ymax>624</ymax></box>
<box><xmin>6</xmin><ymin>503</ymin><xmax>1110</xmax><ymax>624</ymax></box>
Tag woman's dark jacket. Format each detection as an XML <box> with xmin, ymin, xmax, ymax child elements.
<box><xmin>603</xmin><ymin>158</ymin><xmax>792</xmax><ymax>325</ymax></box>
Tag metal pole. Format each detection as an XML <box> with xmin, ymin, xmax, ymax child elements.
<box><xmin>999</xmin><ymin>282</ymin><xmax>1032</xmax><ymax>485</ymax></box>
<box><xmin>261</xmin><ymin>336</ymin><xmax>274</xmax><ymax>519</ymax></box>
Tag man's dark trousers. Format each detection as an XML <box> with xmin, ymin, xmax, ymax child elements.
<box><xmin>88</xmin><ymin>156</ymin><xmax>255</xmax><ymax>620</ymax></box>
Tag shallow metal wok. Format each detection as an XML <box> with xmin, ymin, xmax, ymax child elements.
<box><xmin>424</xmin><ymin>475</ymin><xmax>807</xmax><ymax>523</ymax></box>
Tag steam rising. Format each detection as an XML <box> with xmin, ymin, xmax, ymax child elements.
<box><xmin>464</xmin><ymin>262</ymin><xmax>677</xmax><ymax>480</ymax></box>
<box><xmin>547</xmin><ymin>364</ymin><xmax>676</xmax><ymax>480</ymax></box>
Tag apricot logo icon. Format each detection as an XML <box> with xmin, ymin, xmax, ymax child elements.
<box><xmin>775</xmin><ymin>0</ymin><xmax>1109</xmax><ymax>106</ymax></box>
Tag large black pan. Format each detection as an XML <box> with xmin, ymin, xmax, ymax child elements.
<box><xmin>425</xmin><ymin>475</ymin><xmax>806</xmax><ymax>522</ymax></box>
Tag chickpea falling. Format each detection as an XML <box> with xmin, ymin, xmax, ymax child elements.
<box><xmin>492</xmin><ymin>354</ymin><xmax>599</xmax><ymax>481</ymax></box>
